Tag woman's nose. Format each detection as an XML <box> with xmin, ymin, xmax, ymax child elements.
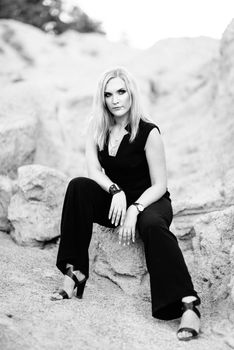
<box><xmin>112</xmin><ymin>94</ymin><xmax>119</xmax><ymax>104</ymax></box>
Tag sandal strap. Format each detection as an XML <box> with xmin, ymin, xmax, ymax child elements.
<box><xmin>65</xmin><ymin>266</ymin><xmax>87</xmax><ymax>286</ymax></box>
<box><xmin>182</xmin><ymin>300</ymin><xmax>201</xmax><ymax>319</ymax></box>
<box><xmin>177</xmin><ymin>327</ymin><xmax>198</xmax><ymax>338</ymax></box>
<box><xmin>65</xmin><ymin>266</ymin><xmax>79</xmax><ymax>286</ymax></box>
<box><xmin>58</xmin><ymin>289</ymin><xmax>69</xmax><ymax>299</ymax></box>
<box><xmin>51</xmin><ymin>289</ymin><xmax>69</xmax><ymax>300</ymax></box>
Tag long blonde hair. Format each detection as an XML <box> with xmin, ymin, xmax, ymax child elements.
<box><xmin>91</xmin><ymin>67</ymin><xmax>147</xmax><ymax>150</ymax></box>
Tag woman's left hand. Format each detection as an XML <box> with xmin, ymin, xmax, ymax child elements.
<box><xmin>118</xmin><ymin>205</ymin><xmax>138</xmax><ymax>245</ymax></box>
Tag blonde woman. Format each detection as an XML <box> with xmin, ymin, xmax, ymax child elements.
<box><xmin>51</xmin><ymin>67</ymin><xmax>201</xmax><ymax>341</ymax></box>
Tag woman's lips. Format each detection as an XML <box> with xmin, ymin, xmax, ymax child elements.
<box><xmin>112</xmin><ymin>106</ymin><xmax>122</xmax><ymax>110</ymax></box>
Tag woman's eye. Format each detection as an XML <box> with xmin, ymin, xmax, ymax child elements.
<box><xmin>104</xmin><ymin>93</ymin><xmax>111</xmax><ymax>98</ymax></box>
<box><xmin>118</xmin><ymin>89</ymin><xmax>126</xmax><ymax>95</ymax></box>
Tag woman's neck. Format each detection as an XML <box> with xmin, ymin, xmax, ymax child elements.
<box><xmin>113</xmin><ymin>116</ymin><xmax>129</xmax><ymax>129</ymax></box>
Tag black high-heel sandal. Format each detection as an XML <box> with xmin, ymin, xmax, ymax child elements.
<box><xmin>51</xmin><ymin>266</ymin><xmax>87</xmax><ymax>301</ymax></box>
<box><xmin>177</xmin><ymin>297</ymin><xmax>201</xmax><ymax>341</ymax></box>
<box><xmin>76</xmin><ymin>277</ymin><xmax>87</xmax><ymax>299</ymax></box>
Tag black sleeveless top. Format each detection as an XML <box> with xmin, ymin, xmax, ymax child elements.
<box><xmin>98</xmin><ymin>119</ymin><xmax>170</xmax><ymax>205</ymax></box>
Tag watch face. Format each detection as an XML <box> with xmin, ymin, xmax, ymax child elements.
<box><xmin>133</xmin><ymin>202</ymin><xmax>144</xmax><ymax>212</ymax></box>
<box><xmin>138</xmin><ymin>204</ymin><xmax>144</xmax><ymax>212</ymax></box>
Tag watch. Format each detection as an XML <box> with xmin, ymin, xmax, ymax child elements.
<box><xmin>109</xmin><ymin>183</ymin><xmax>122</xmax><ymax>196</ymax></box>
<box><xmin>132</xmin><ymin>202</ymin><xmax>145</xmax><ymax>213</ymax></box>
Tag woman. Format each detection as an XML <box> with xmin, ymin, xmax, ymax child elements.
<box><xmin>51</xmin><ymin>67</ymin><xmax>201</xmax><ymax>341</ymax></box>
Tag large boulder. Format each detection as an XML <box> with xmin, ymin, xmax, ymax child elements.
<box><xmin>90</xmin><ymin>221</ymin><xmax>177</xmax><ymax>299</ymax></box>
<box><xmin>174</xmin><ymin>206</ymin><xmax>234</xmax><ymax>308</ymax></box>
<box><xmin>179</xmin><ymin>19</ymin><xmax>234</xmax><ymax>311</ymax></box>
<box><xmin>0</xmin><ymin>113</ymin><xmax>37</xmax><ymax>177</ymax></box>
<box><xmin>90</xmin><ymin>225</ymin><xmax>150</xmax><ymax>299</ymax></box>
<box><xmin>211</xmin><ymin>19</ymin><xmax>234</xmax><ymax>206</ymax></box>
<box><xmin>8</xmin><ymin>164</ymin><xmax>68</xmax><ymax>246</ymax></box>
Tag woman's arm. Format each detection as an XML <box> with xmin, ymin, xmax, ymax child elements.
<box><xmin>85</xmin><ymin>123</ymin><xmax>114</xmax><ymax>192</ymax></box>
<box><xmin>134</xmin><ymin>127</ymin><xmax>167</xmax><ymax>207</ymax></box>
<box><xmin>119</xmin><ymin>128</ymin><xmax>168</xmax><ymax>245</ymax></box>
<box><xmin>85</xmin><ymin>123</ymin><xmax>127</xmax><ymax>226</ymax></box>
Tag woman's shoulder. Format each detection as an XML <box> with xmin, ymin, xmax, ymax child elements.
<box><xmin>139</xmin><ymin>118</ymin><xmax>161</xmax><ymax>135</ymax></box>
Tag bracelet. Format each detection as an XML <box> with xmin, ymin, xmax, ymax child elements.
<box><xmin>109</xmin><ymin>184</ymin><xmax>122</xmax><ymax>196</ymax></box>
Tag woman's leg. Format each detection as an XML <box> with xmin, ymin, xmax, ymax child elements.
<box><xmin>55</xmin><ymin>177</ymin><xmax>114</xmax><ymax>295</ymax></box>
<box><xmin>137</xmin><ymin>197</ymin><xmax>200</xmax><ymax>321</ymax></box>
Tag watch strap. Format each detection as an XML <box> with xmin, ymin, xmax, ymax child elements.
<box><xmin>133</xmin><ymin>202</ymin><xmax>144</xmax><ymax>213</ymax></box>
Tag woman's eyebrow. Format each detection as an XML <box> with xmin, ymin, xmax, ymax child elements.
<box><xmin>104</xmin><ymin>87</ymin><xmax>126</xmax><ymax>94</ymax></box>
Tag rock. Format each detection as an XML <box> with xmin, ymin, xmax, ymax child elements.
<box><xmin>0</xmin><ymin>114</ymin><xmax>37</xmax><ymax>177</ymax></box>
<box><xmin>8</xmin><ymin>164</ymin><xmax>68</xmax><ymax>246</ymax></box>
<box><xmin>90</xmin><ymin>224</ymin><xmax>150</xmax><ymax>299</ymax></box>
<box><xmin>0</xmin><ymin>176</ymin><xmax>13</xmax><ymax>232</ymax></box>
<box><xmin>225</xmin><ymin>336</ymin><xmax>234</xmax><ymax>349</ymax></box>
<box><xmin>0</xmin><ymin>79</ymin><xmax>88</xmax><ymax>179</ymax></box>
<box><xmin>191</xmin><ymin>206</ymin><xmax>234</xmax><ymax>307</ymax></box>
<box><xmin>229</xmin><ymin>245</ymin><xmax>234</xmax><ymax>304</ymax></box>
<box><xmin>33</xmin><ymin>88</ymin><xmax>90</xmax><ymax>178</ymax></box>
<box><xmin>208</xmin><ymin>19</ymin><xmax>234</xmax><ymax>207</ymax></box>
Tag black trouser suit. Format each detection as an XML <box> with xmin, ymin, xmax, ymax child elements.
<box><xmin>56</xmin><ymin>176</ymin><xmax>200</xmax><ymax>320</ymax></box>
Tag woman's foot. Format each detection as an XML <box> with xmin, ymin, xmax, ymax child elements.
<box><xmin>177</xmin><ymin>296</ymin><xmax>201</xmax><ymax>341</ymax></box>
<box><xmin>51</xmin><ymin>264</ymin><xmax>86</xmax><ymax>300</ymax></box>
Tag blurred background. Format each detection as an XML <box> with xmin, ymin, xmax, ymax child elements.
<box><xmin>1</xmin><ymin>0</ymin><xmax>234</xmax><ymax>195</ymax></box>
<box><xmin>0</xmin><ymin>0</ymin><xmax>234</xmax><ymax>236</ymax></box>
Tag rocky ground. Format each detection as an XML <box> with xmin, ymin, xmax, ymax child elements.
<box><xmin>1</xmin><ymin>231</ymin><xmax>234</xmax><ymax>350</ymax></box>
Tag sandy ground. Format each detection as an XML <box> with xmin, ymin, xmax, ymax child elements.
<box><xmin>0</xmin><ymin>231</ymin><xmax>233</xmax><ymax>350</ymax></box>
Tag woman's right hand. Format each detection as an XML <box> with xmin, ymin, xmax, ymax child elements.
<box><xmin>108</xmin><ymin>191</ymin><xmax>127</xmax><ymax>226</ymax></box>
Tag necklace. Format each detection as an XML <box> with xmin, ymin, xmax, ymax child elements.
<box><xmin>108</xmin><ymin>126</ymin><xmax>128</xmax><ymax>156</ymax></box>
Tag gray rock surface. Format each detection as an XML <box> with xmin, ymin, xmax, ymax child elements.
<box><xmin>0</xmin><ymin>176</ymin><xmax>13</xmax><ymax>232</ymax></box>
<box><xmin>8</xmin><ymin>165</ymin><xmax>68</xmax><ymax>246</ymax></box>
<box><xmin>192</xmin><ymin>207</ymin><xmax>234</xmax><ymax>307</ymax></box>
<box><xmin>0</xmin><ymin>113</ymin><xmax>37</xmax><ymax>177</ymax></box>
<box><xmin>90</xmin><ymin>225</ymin><xmax>150</xmax><ymax>299</ymax></box>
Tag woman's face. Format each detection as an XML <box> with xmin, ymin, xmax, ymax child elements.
<box><xmin>104</xmin><ymin>77</ymin><xmax>131</xmax><ymax>120</ymax></box>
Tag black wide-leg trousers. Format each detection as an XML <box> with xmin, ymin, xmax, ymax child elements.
<box><xmin>56</xmin><ymin>177</ymin><xmax>200</xmax><ymax>320</ymax></box>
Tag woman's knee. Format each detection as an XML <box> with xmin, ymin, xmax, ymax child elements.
<box><xmin>138</xmin><ymin>213</ymin><xmax>178</xmax><ymax>244</ymax></box>
<box><xmin>68</xmin><ymin>177</ymin><xmax>97</xmax><ymax>191</ymax></box>
<box><xmin>139</xmin><ymin>212</ymin><xmax>166</xmax><ymax>230</ymax></box>
<box><xmin>138</xmin><ymin>213</ymin><xmax>168</xmax><ymax>239</ymax></box>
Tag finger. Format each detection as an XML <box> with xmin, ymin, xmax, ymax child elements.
<box><xmin>114</xmin><ymin>211</ymin><xmax>121</xmax><ymax>226</ymax></box>
<box><xmin>127</xmin><ymin>229</ymin><xmax>132</xmax><ymax>245</ymax></box>
<box><xmin>120</xmin><ymin>209</ymin><xmax>126</xmax><ymax>226</ymax></box>
<box><xmin>111</xmin><ymin>209</ymin><xmax>118</xmax><ymax>224</ymax></box>
<box><xmin>108</xmin><ymin>204</ymin><xmax>114</xmax><ymax>220</ymax></box>
<box><xmin>118</xmin><ymin>227</ymin><xmax>123</xmax><ymax>245</ymax></box>
<box><xmin>131</xmin><ymin>228</ymin><xmax>136</xmax><ymax>243</ymax></box>
<box><xmin>115</xmin><ymin>207</ymin><xmax>126</xmax><ymax>226</ymax></box>
<box><xmin>122</xmin><ymin>228</ymin><xmax>128</xmax><ymax>246</ymax></box>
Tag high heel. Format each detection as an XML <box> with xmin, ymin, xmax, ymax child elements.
<box><xmin>177</xmin><ymin>297</ymin><xmax>201</xmax><ymax>341</ymax></box>
<box><xmin>51</xmin><ymin>266</ymin><xmax>87</xmax><ymax>301</ymax></box>
<box><xmin>76</xmin><ymin>277</ymin><xmax>87</xmax><ymax>299</ymax></box>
